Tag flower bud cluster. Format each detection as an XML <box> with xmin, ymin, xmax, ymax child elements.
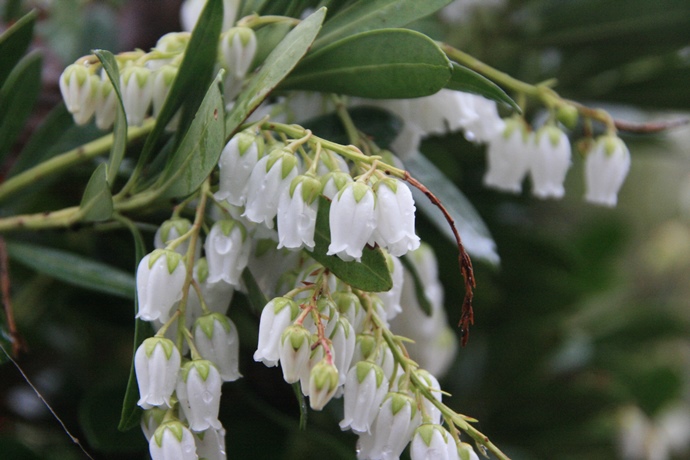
<box><xmin>58</xmin><ymin>20</ymin><xmax>257</xmax><ymax>129</ymax></box>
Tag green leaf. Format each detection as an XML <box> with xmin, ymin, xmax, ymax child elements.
<box><xmin>399</xmin><ymin>254</ymin><xmax>433</xmax><ymax>316</ymax></box>
<box><xmin>6</xmin><ymin>241</ymin><xmax>135</xmax><ymax>299</ymax></box>
<box><xmin>0</xmin><ymin>51</ymin><xmax>42</xmax><ymax>162</ymax></box>
<box><xmin>310</xmin><ymin>196</ymin><xmax>392</xmax><ymax>292</ymax></box>
<box><xmin>252</xmin><ymin>22</ymin><xmax>294</xmax><ymax>71</ymax></box>
<box><xmin>0</xmin><ymin>9</ymin><xmax>36</xmax><ymax>88</ymax></box>
<box><xmin>403</xmin><ymin>154</ymin><xmax>499</xmax><ymax>265</ymax></box>
<box><xmin>447</xmin><ymin>62</ymin><xmax>520</xmax><ymax>112</ymax></box>
<box><xmin>159</xmin><ymin>73</ymin><xmax>224</xmax><ymax>198</ymax></box>
<box><xmin>282</xmin><ymin>29</ymin><xmax>451</xmax><ymax>99</ymax></box>
<box><xmin>225</xmin><ymin>7</ymin><xmax>327</xmax><ymax>136</ymax></box>
<box><xmin>130</xmin><ymin>0</ymin><xmax>223</xmax><ymax>189</ymax></box>
<box><xmin>80</xmin><ymin>163</ymin><xmax>113</xmax><ymax>222</ymax></box>
<box><xmin>301</xmin><ymin>106</ymin><xmax>402</xmax><ymax>149</ymax></box>
<box><xmin>242</xmin><ymin>268</ymin><xmax>269</xmax><ymax>314</ymax></box>
<box><xmin>118</xmin><ymin>218</ymin><xmax>152</xmax><ymax>431</ymax></box>
<box><xmin>313</xmin><ymin>0</ymin><xmax>452</xmax><ymax>49</ymax></box>
<box><xmin>94</xmin><ymin>50</ymin><xmax>128</xmax><ymax>186</ymax></box>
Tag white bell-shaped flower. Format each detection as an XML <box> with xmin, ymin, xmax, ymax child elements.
<box><xmin>308</xmin><ymin>358</ymin><xmax>339</xmax><ymax>410</ymax></box>
<box><xmin>136</xmin><ymin>249</ymin><xmax>186</xmax><ymax>322</ymax></box>
<box><xmin>458</xmin><ymin>442</ymin><xmax>480</xmax><ymax>460</ymax></box>
<box><xmin>483</xmin><ymin>118</ymin><xmax>532</xmax><ymax>193</ymax></box>
<box><xmin>321</xmin><ymin>171</ymin><xmax>353</xmax><ymax>200</ymax></box>
<box><xmin>254</xmin><ymin>297</ymin><xmax>300</xmax><ymax>367</ymax></box>
<box><xmin>219</xmin><ymin>26</ymin><xmax>257</xmax><ymax>99</ymax></box>
<box><xmin>339</xmin><ymin>361</ymin><xmax>388</xmax><ymax>434</ymax></box>
<box><xmin>194</xmin><ymin>426</ymin><xmax>227</xmax><ymax>460</ymax></box>
<box><xmin>299</xmin><ymin>342</ymin><xmax>325</xmax><ymax>397</ymax></box>
<box><xmin>328</xmin><ymin>182</ymin><xmax>377</xmax><ymax>262</ymax></box>
<box><xmin>243</xmin><ymin>148</ymin><xmax>299</xmax><ymax>228</ymax></box>
<box><xmin>135</xmin><ymin>337</ymin><xmax>181</xmax><ymax>409</ymax></box>
<box><xmin>193</xmin><ymin>313</ymin><xmax>242</xmax><ymax>382</ymax></box>
<box><xmin>185</xmin><ymin>258</ymin><xmax>234</xmax><ymax>324</ymax></box>
<box><xmin>147</xmin><ymin>32</ymin><xmax>190</xmax><ymax>71</ymax></box>
<box><xmin>141</xmin><ymin>407</ymin><xmax>166</xmax><ymax>440</ymax></box>
<box><xmin>371</xmin><ymin>179</ymin><xmax>420</xmax><ymax>257</ymax></box>
<box><xmin>154</xmin><ymin>218</ymin><xmax>196</xmax><ymax>257</ymax></box>
<box><xmin>376</xmin><ymin>254</ymin><xmax>404</xmax><ymax>320</ymax></box>
<box><xmin>177</xmin><ymin>360</ymin><xmax>223</xmax><ymax>432</ymax></box>
<box><xmin>278</xmin><ymin>324</ymin><xmax>313</xmax><ymax>384</ymax></box>
<box><xmin>333</xmin><ymin>291</ymin><xmax>366</xmax><ymax>334</ymax></box>
<box><xmin>181</xmin><ymin>0</ymin><xmax>239</xmax><ymax>32</ymax></box>
<box><xmin>149</xmin><ymin>420</ymin><xmax>197</xmax><ymax>460</ymax></box>
<box><xmin>584</xmin><ymin>135</ymin><xmax>630</xmax><ymax>207</ymax></box>
<box><xmin>204</xmin><ymin>219</ymin><xmax>250</xmax><ymax>287</ymax></box>
<box><xmin>277</xmin><ymin>175</ymin><xmax>322</xmax><ymax>250</ymax></box>
<box><xmin>215</xmin><ymin>130</ymin><xmax>264</xmax><ymax>206</ymax></box>
<box><xmin>410</xmin><ymin>424</ymin><xmax>459</xmax><ymax>460</ymax></box>
<box><xmin>358</xmin><ymin>392</ymin><xmax>421</xmax><ymax>460</ymax></box>
<box><xmin>330</xmin><ymin>317</ymin><xmax>356</xmax><ymax>386</ymax></box>
<box><xmin>59</xmin><ymin>64</ymin><xmax>98</xmax><ymax>125</ymax></box>
<box><xmin>416</xmin><ymin>369</ymin><xmax>443</xmax><ymax>425</ymax></box>
<box><xmin>152</xmin><ymin>64</ymin><xmax>178</xmax><ymax>118</ymax></box>
<box><xmin>462</xmin><ymin>96</ymin><xmax>504</xmax><ymax>143</ymax></box>
<box><xmin>120</xmin><ymin>64</ymin><xmax>153</xmax><ymax>126</ymax></box>
<box><xmin>530</xmin><ymin>125</ymin><xmax>572</xmax><ymax>199</ymax></box>
<box><xmin>94</xmin><ymin>73</ymin><xmax>117</xmax><ymax>130</ymax></box>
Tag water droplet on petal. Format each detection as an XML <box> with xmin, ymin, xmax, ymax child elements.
<box><xmin>202</xmin><ymin>391</ymin><xmax>213</xmax><ymax>404</ymax></box>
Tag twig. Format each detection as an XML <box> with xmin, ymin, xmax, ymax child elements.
<box><xmin>404</xmin><ymin>173</ymin><xmax>476</xmax><ymax>346</ymax></box>
<box><xmin>614</xmin><ymin>117</ymin><xmax>690</xmax><ymax>134</ymax></box>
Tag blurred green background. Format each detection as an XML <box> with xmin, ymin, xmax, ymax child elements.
<box><xmin>1</xmin><ymin>1</ymin><xmax>689</xmax><ymax>459</ymax></box>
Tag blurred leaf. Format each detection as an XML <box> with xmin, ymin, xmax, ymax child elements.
<box><xmin>94</xmin><ymin>50</ymin><xmax>127</xmax><ymax>186</ymax></box>
<box><xmin>79</xmin><ymin>384</ymin><xmax>146</xmax><ymax>453</ymax></box>
<box><xmin>7</xmin><ymin>103</ymin><xmax>74</xmax><ymax>177</ymax></box>
<box><xmin>6</xmin><ymin>241</ymin><xmax>134</xmax><ymax>299</ymax></box>
<box><xmin>404</xmin><ymin>153</ymin><xmax>499</xmax><ymax>265</ymax></box>
<box><xmin>0</xmin><ymin>51</ymin><xmax>42</xmax><ymax>163</ymax></box>
<box><xmin>283</xmin><ymin>29</ymin><xmax>451</xmax><ymax>98</ymax></box>
<box><xmin>399</xmin><ymin>254</ymin><xmax>433</xmax><ymax>316</ymax></box>
<box><xmin>118</xmin><ymin>219</ymin><xmax>151</xmax><ymax>431</ymax></box>
<box><xmin>225</xmin><ymin>7</ymin><xmax>327</xmax><ymax>135</ymax></box>
<box><xmin>301</xmin><ymin>106</ymin><xmax>402</xmax><ymax>148</ymax></box>
<box><xmin>312</xmin><ymin>0</ymin><xmax>452</xmax><ymax>49</ymax></box>
<box><xmin>447</xmin><ymin>63</ymin><xmax>520</xmax><ymax>112</ymax></box>
<box><xmin>242</xmin><ymin>268</ymin><xmax>269</xmax><ymax>314</ymax></box>
<box><xmin>80</xmin><ymin>163</ymin><xmax>113</xmax><ymax>221</ymax></box>
<box><xmin>310</xmin><ymin>196</ymin><xmax>392</xmax><ymax>292</ymax></box>
<box><xmin>159</xmin><ymin>73</ymin><xmax>224</xmax><ymax>198</ymax></box>
<box><xmin>0</xmin><ymin>437</ymin><xmax>41</xmax><ymax>460</ymax></box>
<box><xmin>132</xmin><ymin>0</ymin><xmax>223</xmax><ymax>188</ymax></box>
<box><xmin>0</xmin><ymin>9</ymin><xmax>36</xmax><ymax>88</ymax></box>
<box><xmin>252</xmin><ymin>22</ymin><xmax>293</xmax><ymax>70</ymax></box>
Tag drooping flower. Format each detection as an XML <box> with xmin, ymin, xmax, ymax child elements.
<box><xmin>219</xmin><ymin>26</ymin><xmax>257</xmax><ymax>99</ymax></box>
<box><xmin>180</xmin><ymin>0</ymin><xmax>239</xmax><ymax>32</ymax></box>
<box><xmin>135</xmin><ymin>337</ymin><xmax>181</xmax><ymax>409</ymax></box>
<box><xmin>483</xmin><ymin>118</ymin><xmax>531</xmax><ymax>193</ymax></box>
<box><xmin>193</xmin><ymin>313</ymin><xmax>242</xmax><ymax>382</ymax></box>
<box><xmin>177</xmin><ymin>360</ymin><xmax>223</xmax><ymax>432</ymax></box>
<box><xmin>278</xmin><ymin>324</ymin><xmax>313</xmax><ymax>384</ymax></box>
<box><xmin>376</xmin><ymin>254</ymin><xmax>404</xmax><ymax>320</ymax></box>
<box><xmin>120</xmin><ymin>64</ymin><xmax>153</xmax><ymax>126</ymax></box>
<box><xmin>59</xmin><ymin>64</ymin><xmax>98</xmax><ymax>125</ymax></box>
<box><xmin>321</xmin><ymin>171</ymin><xmax>353</xmax><ymax>200</ymax></box>
<box><xmin>277</xmin><ymin>174</ymin><xmax>322</xmax><ymax>250</ymax></box>
<box><xmin>339</xmin><ymin>361</ymin><xmax>388</xmax><ymax>434</ymax></box>
<box><xmin>243</xmin><ymin>147</ymin><xmax>299</xmax><ymax>228</ymax></box>
<box><xmin>333</xmin><ymin>291</ymin><xmax>366</xmax><ymax>334</ymax></box>
<box><xmin>357</xmin><ymin>392</ymin><xmax>421</xmax><ymax>460</ymax></box>
<box><xmin>328</xmin><ymin>182</ymin><xmax>377</xmax><ymax>262</ymax></box>
<box><xmin>194</xmin><ymin>427</ymin><xmax>227</xmax><ymax>460</ymax></box>
<box><xmin>149</xmin><ymin>420</ymin><xmax>197</xmax><ymax>460</ymax></box>
<box><xmin>151</xmin><ymin>64</ymin><xmax>178</xmax><ymax>118</ymax></box>
<box><xmin>254</xmin><ymin>297</ymin><xmax>300</xmax><ymax>367</ymax></box>
<box><xmin>371</xmin><ymin>179</ymin><xmax>420</xmax><ymax>257</ymax></box>
<box><xmin>584</xmin><ymin>135</ymin><xmax>631</xmax><ymax>207</ymax></box>
<box><xmin>215</xmin><ymin>129</ymin><xmax>264</xmax><ymax>206</ymax></box>
<box><xmin>154</xmin><ymin>218</ymin><xmax>195</xmax><ymax>256</ymax></box>
<box><xmin>204</xmin><ymin>219</ymin><xmax>250</xmax><ymax>287</ymax></box>
<box><xmin>136</xmin><ymin>249</ymin><xmax>186</xmax><ymax>323</ymax></box>
<box><xmin>530</xmin><ymin>125</ymin><xmax>572</xmax><ymax>199</ymax></box>
<box><xmin>308</xmin><ymin>359</ymin><xmax>339</xmax><ymax>410</ymax></box>
<box><xmin>410</xmin><ymin>424</ymin><xmax>460</xmax><ymax>460</ymax></box>
<box><xmin>416</xmin><ymin>369</ymin><xmax>443</xmax><ymax>425</ymax></box>
<box><xmin>94</xmin><ymin>73</ymin><xmax>117</xmax><ymax>130</ymax></box>
<box><xmin>141</xmin><ymin>407</ymin><xmax>166</xmax><ymax>440</ymax></box>
<box><xmin>330</xmin><ymin>317</ymin><xmax>356</xmax><ymax>386</ymax></box>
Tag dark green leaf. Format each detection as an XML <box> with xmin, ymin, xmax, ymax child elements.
<box><xmin>225</xmin><ymin>7</ymin><xmax>327</xmax><ymax>136</ymax></box>
<box><xmin>130</xmin><ymin>0</ymin><xmax>223</xmax><ymax>190</ymax></box>
<box><xmin>94</xmin><ymin>50</ymin><xmax>128</xmax><ymax>186</ymax></box>
<box><xmin>7</xmin><ymin>103</ymin><xmax>74</xmax><ymax>177</ymax></box>
<box><xmin>313</xmin><ymin>0</ymin><xmax>452</xmax><ymax>49</ymax></box>
<box><xmin>399</xmin><ymin>254</ymin><xmax>433</xmax><ymax>316</ymax></box>
<box><xmin>0</xmin><ymin>51</ymin><xmax>42</xmax><ymax>162</ymax></box>
<box><xmin>301</xmin><ymin>106</ymin><xmax>402</xmax><ymax>149</ymax></box>
<box><xmin>310</xmin><ymin>196</ymin><xmax>392</xmax><ymax>292</ymax></box>
<box><xmin>118</xmin><ymin>218</ymin><xmax>152</xmax><ymax>431</ymax></box>
<box><xmin>6</xmin><ymin>241</ymin><xmax>135</xmax><ymax>299</ymax></box>
<box><xmin>0</xmin><ymin>9</ymin><xmax>36</xmax><ymax>88</ymax></box>
<box><xmin>282</xmin><ymin>29</ymin><xmax>451</xmax><ymax>99</ymax></box>
<box><xmin>447</xmin><ymin>62</ymin><xmax>520</xmax><ymax>112</ymax></box>
<box><xmin>80</xmin><ymin>163</ymin><xmax>113</xmax><ymax>222</ymax></box>
<box><xmin>159</xmin><ymin>73</ymin><xmax>224</xmax><ymax>198</ymax></box>
<box><xmin>242</xmin><ymin>268</ymin><xmax>269</xmax><ymax>313</ymax></box>
<box><xmin>404</xmin><ymin>153</ymin><xmax>499</xmax><ymax>265</ymax></box>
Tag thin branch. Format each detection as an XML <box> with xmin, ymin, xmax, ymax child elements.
<box><xmin>614</xmin><ymin>117</ymin><xmax>690</xmax><ymax>134</ymax></box>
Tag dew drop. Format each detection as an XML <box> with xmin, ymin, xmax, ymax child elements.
<box><xmin>202</xmin><ymin>391</ymin><xmax>213</xmax><ymax>404</ymax></box>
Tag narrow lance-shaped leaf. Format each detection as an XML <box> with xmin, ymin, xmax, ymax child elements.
<box><xmin>94</xmin><ymin>49</ymin><xmax>128</xmax><ymax>186</ymax></box>
<box><xmin>225</xmin><ymin>7</ymin><xmax>327</xmax><ymax>136</ymax></box>
<box><xmin>310</xmin><ymin>196</ymin><xmax>392</xmax><ymax>292</ymax></box>
<box><xmin>282</xmin><ymin>29</ymin><xmax>451</xmax><ymax>99</ymax></box>
<box><xmin>312</xmin><ymin>0</ymin><xmax>453</xmax><ymax>49</ymax></box>
<box><xmin>6</xmin><ymin>241</ymin><xmax>135</xmax><ymax>299</ymax></box>
<box><xmin>0</xmin><ymin>9</ymin><xmax>37</xmax><ymax>88</ymax></box>
<box><xmin>447</xmin><ymin>62</ymin><xmax>520</xmax><ymax>112</ymax></box>
<box><xmin>80</xmin><ymin>162</ymin><xmax>114</xmax><ymax>222</ymax></box>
